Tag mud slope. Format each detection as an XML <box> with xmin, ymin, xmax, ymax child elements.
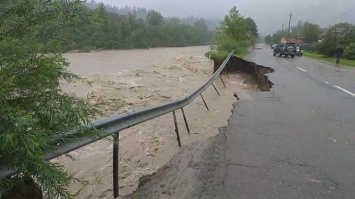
<box><xmin>214</xmin><ymin>56</ymin><xmax>274</xmax><ymax>91</ymax></box>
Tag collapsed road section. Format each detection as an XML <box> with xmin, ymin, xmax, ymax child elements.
<box><xmin>124</xmin><ymin>56</ymin><xmax>274</xmax><ymax>199</ymax></box>
<box><xmin>214</xmin><ymin>55</ymin><xmax>274</xmax><ymax>91</ymax></box>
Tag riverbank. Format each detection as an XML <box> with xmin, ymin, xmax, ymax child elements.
<box><xmin>59</xmin><ymin>46</ymin><xmax>255</xmax><ymax>198</ymax></box>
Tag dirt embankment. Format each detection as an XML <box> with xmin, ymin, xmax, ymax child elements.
<box><xmin>213</xmin><ymin>56</ymin><xmax>274</xmax><ymax>91</ymax></box>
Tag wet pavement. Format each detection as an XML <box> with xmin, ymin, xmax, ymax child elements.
<box><xmin>202</xmin><ymin>45</ymin><xmax>355</xmax><ymax>199</ymax></box>
<box><xmin>128</xmin><ymin>44</ymin><xmax>355</xmax><ymax>199</ymax></box>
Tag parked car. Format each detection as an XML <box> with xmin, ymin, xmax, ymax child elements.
<box><xmin>271</xmin><ymin>44</ymin><xmax>278</xmax><ymax>49</ymax></box>
<box><xmin>273</xmin><ymin>42</ymin><xmax>296</xmax><ymax>58</ymax></box>
<box><xmin>295</xmin><ymin>45</ymin><xmax>303</xmax><ymax>56</ymax></box>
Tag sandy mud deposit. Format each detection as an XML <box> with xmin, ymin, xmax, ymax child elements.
<box><xmin>58</xmin><ymin>46</ymin><xmax>257</xmax><ymax>199</ymax></box>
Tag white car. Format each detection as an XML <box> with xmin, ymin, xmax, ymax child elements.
<box><xmin>296</xmin><ymin>45</ymin><xmax>303</xmax><ymax>56</ymax></box>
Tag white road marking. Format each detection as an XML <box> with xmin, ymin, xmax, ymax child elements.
<box><xmin>282</xmin><ymin>59</ymin><xmax>288</xmax><ymax>63</ymax></box>
<box><xmin>325</xmin><ymin>82</ymin><xmax>329</xmax><ymax>84</ymax></box>
<box><xmin>329</xmin><ymin>137</ymin><xmax>337</xmax><ymax>143</ymax></box>
<box><xmin>334</xmin><ymin>86</ymin><xmax>355</xmax><ymax>97</ymax></box>
<box><xmin>307</xmin><ymin>179</ymin><xmax>322</xmax><ymax>184</ymax></box>
<box><xmin>296</xmin><ymin>67</ymin><xmax>307</xmax><ymax>72</ymax></box>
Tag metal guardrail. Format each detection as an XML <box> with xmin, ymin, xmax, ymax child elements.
<box><xmin>1</xmin><ymin>51</ymin><xmax>234</xmax><ymax>198</ymax></box>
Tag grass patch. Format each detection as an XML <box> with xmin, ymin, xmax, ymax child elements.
<box><xmin>208</xmin><ymin>47</ymin><xmax>249</xmax><ymax>61</ymax></box>
<box><xmin>304</xmin><ymin>52</ymin><xmax>355</xmax><ymax>67</ymax></box>
<box><xmin>234</xmin><ymin>48</ymin><xmax>248</xmax><ymax>58</ymax></box>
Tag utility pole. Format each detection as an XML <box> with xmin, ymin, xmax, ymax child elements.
<box><xmin>287</xmin><ymin>11</ymin><xmax>293</xmax><ymax>40</ymax></box>
<box><xmin>282</xmin><ymin>23</ymin><xmax>284</xmax><ymax>32</ymax></box>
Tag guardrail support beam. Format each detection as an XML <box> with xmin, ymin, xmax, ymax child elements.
<box><xmin>0</xmin><ymin>51</ymin><xmax>236</xmax><ymax>181</ymax></box>
<box><xmin>181</xmin><ymin>108</ymin><xmax>190</xmax><ymax>135</ymax></box>
<box><xmin>224</xmin><ymin>67</ymin><xmax>229</xmax><ymax>79</ymax></box>
<box><xmin>220</xmin><ymin>75</ymin><xmax>226</xmax><ymax>88</ymax></box>
<box><xmin>113</xmin><ymin>132</ymin><xmax>119</xmax><ymax>198</ymax></box>
<box><xmin>212</xmin><ymin>83</ymin><xmax>220</xmax><ymax>96</ymax></box>
<box><xmin>173</xmin><ymin>111</ymin><xmax>182</xmax><ymax>147</ymax></box>
<box><xmin>200</xmin><ymin>94</ymin><xmax>209</xmax><ymax>111</ymax></box>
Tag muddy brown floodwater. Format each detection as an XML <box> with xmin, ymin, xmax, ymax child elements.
<box><xmin>58</xmin><ymin>46</ymin><xmax>255</xmax><ymax>199</ymax></box>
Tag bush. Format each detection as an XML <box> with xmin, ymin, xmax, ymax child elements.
<box><xmin>0</xmin><ymin>1</ymin><xmax>102</xmax><ymax>198</ymax></box>
<box><xmin>344</xmin><ymin>42</ymin><xmax>355</xmax><ymax>60</ymax></box>
<box><xmin>315</xmin><ymin>38</ymin><xmax>336</xmax><ymax>57</ymax></box>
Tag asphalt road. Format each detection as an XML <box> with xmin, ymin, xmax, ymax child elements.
<box><xmin>126</xmin><ymin>45</ymin><xmax>355</xmax><ymax>199</ymax></box>
<box><xmin>205</xmin><ymin>45</ymin><xmax>355</xmax><ymax>199</ymax></box>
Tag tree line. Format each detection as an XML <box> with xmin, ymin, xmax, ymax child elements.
<box><xmin>265</xmin><ymin>21</ymin><xmax>355</xmax><ymax>59</ymax></box>
<box><xmin>85</xmin><ymin>2</ymin><xmax>221</xmax><ymax>30</ymax></box>
<box><xmin>58</xmin><ymin>3</ymin><xmax>212</xmax><ymax>52</ymax></box>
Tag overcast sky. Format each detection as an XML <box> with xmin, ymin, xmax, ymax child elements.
<box><xmin>96</xmin><ymin>0</ymin><xmax>355</xmax><ymax>35</ymax></box>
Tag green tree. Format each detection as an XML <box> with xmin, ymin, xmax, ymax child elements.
<box><xmin>270</xmin><ymin>30</ymin><xmax>285</xmax><ymax>44</ymax></box>
<box><xmin>55</xmin><ymin>3</ymin><xmax>212</xmax><ymax>50</ymax></box>
<box><xmin>337</xmin><ymin>24</ymin><xmax>355</xmax><ymax>47</ymax></box>
<box><xmin>0</xmin><ymin>0</ymin><xmax>101</xmax><ymax>198</ymax></box>
<box><xmin>269</xmin><ymin>29</ymin><xmax>298</xmax><ymax>44</ymax></box>
<box><xmin>131</xmin><ymin>18</ymin><xmax>150</xmax><ymax>48</ymax></box>
<box><xmin>146</xmin><ymin>10</ymin><xmax>164</xmax><ymax>47</ymax></box>
<box><xmin>315</xmin><ymin>31</ymin><xmax>336</xmax><ymax>56</ymax></box>
<box><xmin>246</xmin><ymin>17</ymin><xmax>258</xmax><ymax>39</ymax></box>
<box><xmin>344</xmin><ymin>42</ymin><xmax>355</xmax><ymax>59</ymax></box>
<box><xmin>192</xmin><ymin>19</ymin><xmax>210</xmax><ymax>45</ymax></box>
<box><xmin>265</xmin><ymin>34</ymin><xmax>272</xmax><ymax>44</ymax></box>
<box><xmin>316</xmin><ymin>23</ymin><xmax>355</xmax><ymax>57</ymax></box>
<box><xmin>292</xmin><ymin>20</ymin><xmax>304</xmax><ymax>36</ymax></box>
<box><xmin>300</xmin><ymin>22</ymin><xmax>321</xmax><ymax>43</ymax></box>
<box><xmin>220</xmin><ymin>7</ymin><xmax>250</xmax><ymax>45</ymax></box>
<box><xmin>211</xmin><ymin>6</ymin><xmax>254</xmax><ymax>58</ymax></box>
<box><xmin>147</xmin><ymin>10</ymin><xmax>163</xmax><ymax>26</ymax></box>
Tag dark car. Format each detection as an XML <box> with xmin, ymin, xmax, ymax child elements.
<box><xmin>271</xmin><ymin>44</ymin><xmax>278</xmax><ymax>49</ymax></box>
<box><xmin>273</xmin><ymin>42</ymin><xmax>297</xmax><ymax>58</ymax></box>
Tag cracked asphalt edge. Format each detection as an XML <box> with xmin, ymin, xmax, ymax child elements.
<box><xmin>123</xmin><ymin>124</ymin><xmax>232</xmax><ymax>199</ymax></box>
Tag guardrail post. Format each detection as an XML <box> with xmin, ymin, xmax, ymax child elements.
<box><xmin>224</xmin><ymin>67</ymin><xmax>229</xmax><ymax>79</ymax></box>
<box><xmin>113</xmin><ymin>132</ymin><xmax>119</xmax><ymax>198</ymax></box>
<box><xmin>212</xmin><ymin>83</ymin><xmax>220</xmax><ymax>96</ymax></box>
<box><xmin>220</xmin><ymin>75</ymin><xmax>226</xmax><ymax>88</ymax></box>
<box><xmin>200</xmin><ymin>94</ymin><xmax>209</xmax><ymax>110</ymax></box>
<box><xmin>0</xmin><ymin>51</ymin><xmax>237</xmax><ymax>184</ymax></box>
<box><xmin>181</xmin><ymin>108</ymin><xmax>190</xmax><ymax>135</ymax></box>
<box><xmin>173</xmin><ymin>111</ymin><xmax>182</xmax><ymax>147</ymax></box>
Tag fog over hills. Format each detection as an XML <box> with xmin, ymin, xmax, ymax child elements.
<box><xmin>95</xmin><ymin>0</ymin><xmax>355</xmax><ymax>35</ymax></box>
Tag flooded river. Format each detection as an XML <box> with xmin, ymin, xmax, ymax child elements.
<box><xmin>59</xmin><ymin>46</ymin><xmax>251</xmax><ymax>198</ymax></box>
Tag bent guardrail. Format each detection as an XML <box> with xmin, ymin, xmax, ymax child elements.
<box><xmin>1</xmin><ymin>51</ymin><xmax>234</xmax><ymax>198</ymax></box>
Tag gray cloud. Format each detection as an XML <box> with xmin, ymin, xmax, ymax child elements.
<box><xmin>96</xmin><ymin>0</ymin><xmax>355</xmax><ymax>34</ymax></box>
